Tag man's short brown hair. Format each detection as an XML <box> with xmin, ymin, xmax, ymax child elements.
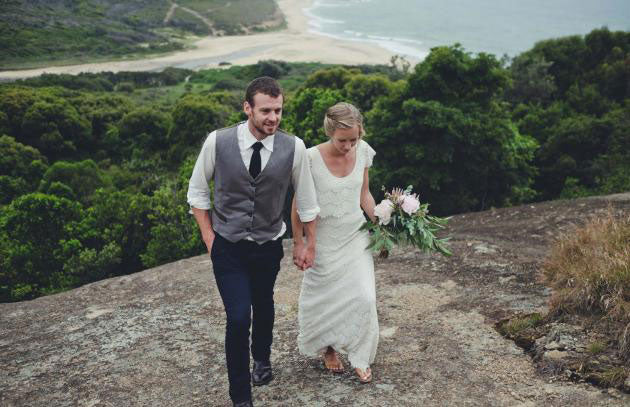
<box><xmin>245</xmin><ymin>76</ymin><xmax>283</xmax><ymax>107</ymax></box>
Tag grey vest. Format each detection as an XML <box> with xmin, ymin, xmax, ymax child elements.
<box><xmin>211</xmin><ymin>123</ymin><xmax>295</xmax><ymax>243</ymax></box>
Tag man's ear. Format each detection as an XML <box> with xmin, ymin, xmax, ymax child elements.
<box><xmin>243</xmin><ymin>101</ymin><xmax>252</xmax><ymax>116</ymax></box>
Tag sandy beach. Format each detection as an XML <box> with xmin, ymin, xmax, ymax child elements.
<box><xmin>0</xmin><ymin>0</ymin><xmax>398</xmax><ymax>80</ymax></box>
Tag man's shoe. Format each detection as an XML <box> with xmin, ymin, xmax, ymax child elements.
<box><xmin>252</xmin><ymin>360</ymin><xmax>273</xmax><ymax>386</ymax></box>
<box><xmin>233</xmin><ymin>400</ymin><xmax>253</xmax><ymax>407</ymax></box>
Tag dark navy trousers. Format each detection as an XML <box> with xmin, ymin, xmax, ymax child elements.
<box><xmin>210</xmin><ymin>233</ymin><xmax>283</xmax><ymax>403</ymax></box>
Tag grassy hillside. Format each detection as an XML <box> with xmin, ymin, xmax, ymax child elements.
<box><xmin>0</xmin><ymin>0</ymin><xmax>284</xmax><ymax>69</ymax></box>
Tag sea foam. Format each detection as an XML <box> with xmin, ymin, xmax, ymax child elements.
<box><xmin>305</xmin><ymin>0</ymin><xmax>426</xmax><ymax>59</ymax></box>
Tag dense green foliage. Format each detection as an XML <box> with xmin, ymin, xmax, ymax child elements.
<box><xmin>1</xmin><ymin>28</ymin><xmax>629</xmax><ymax>302</ymax></box>
<box><xmin>0</xmin><ymin>135</ymin><xmax>48</xmax><ymax>204</ymax></box>
<box><xmin>0</xmin><ymin>0</ymin><xmax>284</xmax><ymax>69</ymax></box>
<box><xmin>169</xmin><ymin>94</ymin><xmax>232</xmax><ymax>161</ymax></box>
<box><xmin>365</xmin><ymin>46</ymin><xmax>538</xmax><ymax>213</ymax></box>
<box><xmin>0</xmin><ymin>63</ymin><xmax>331</xmax><ymax>302</ymax></box>
<box><xmin>509</xmin><ymin>28</ymin><xmax>630</xmax><ymax>199</ymax></box>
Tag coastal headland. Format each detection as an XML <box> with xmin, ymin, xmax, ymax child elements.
<box><xmin>0</xmin><ymin>0</ymin><xmax>399</xmax><ymax>81</ymax></box>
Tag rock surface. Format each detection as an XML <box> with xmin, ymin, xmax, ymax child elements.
<box><xmin>2</xmin><ymin>193</ymin><xmax>630</xmax><ymax>406</ymax></box>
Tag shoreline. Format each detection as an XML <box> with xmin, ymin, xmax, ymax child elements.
<box><xmin>0</xmin><ymin>0</ymin><xmax>399</xmax><ymax>81</ymax></box>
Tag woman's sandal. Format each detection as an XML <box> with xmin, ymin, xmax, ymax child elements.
<box><xmin>323</xmin><ymin>350</ymin><xmax>344</xmax><ymax>373</ymax></box>
<box><xmin>355</xmin><ymin>367</ymin><xmax>372</xmax><ymax>384</ymax></box>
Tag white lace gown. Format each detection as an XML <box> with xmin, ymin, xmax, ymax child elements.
<box><xmin>298</xmin><ymin>139</ymin><xmax>379</xmax><ymax>370</ymax></box>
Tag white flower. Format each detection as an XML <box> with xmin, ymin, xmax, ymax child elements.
<box><xmin>401</xmin><ymin>194</ymin><xmax>420</xmax><ymax>215</ymax></box>
<box><xmin>389</xmin><ymin>187</ymin><xmax>406</xmax><ymax>205</ymax></box>
<box><xmin>374</xmin><ymin>199</ymin><xmax>394</xmax><ymax>225</ymax></box>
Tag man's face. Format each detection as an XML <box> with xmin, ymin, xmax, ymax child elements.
<box><xmin>244</xmin><ymin>93</ymin><xmax>283</xmax><ymax>138</ymax></box>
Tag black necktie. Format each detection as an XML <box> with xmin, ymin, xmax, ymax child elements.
<box><xmin>249</xmin><ymin>142</ymin><xmax>263</xmax><ymax>179</ymax></box>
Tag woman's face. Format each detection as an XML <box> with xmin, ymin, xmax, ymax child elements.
<box><xmin>330</xmin><ymin>125</ymin><xmax>360</xmax><ymax>155</ymax></box>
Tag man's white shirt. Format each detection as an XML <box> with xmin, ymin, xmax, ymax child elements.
<box><xmin>187</xmin><ymin>121</ymin><xmax>320</xmax><ymax>241</ymax></box>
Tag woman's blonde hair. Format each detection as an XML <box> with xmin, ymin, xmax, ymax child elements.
<box><xmin>323</xmin><ymin>102</ymin><xmax>365</xmax><ymax>138</ymax></box>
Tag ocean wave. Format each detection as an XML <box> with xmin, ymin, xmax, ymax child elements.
<box><xmin>305</xmin><ymin>0</ymin><xmax>426</xmax><ymax>59</ymax></box>
<box><xmin>343</xmin><ymin>30</ymin><xmax>424</xmax><ymax>46</ymax></box>
<box><xmin>312</xmin><ymin>0</ymin><xmax>374</xmax><ymax>7</ymax></box>
<box><xmin>366</xmin><ymin>34</ymin><xmax>424</xmax><ymax>46</ymax></box>
<box><xmin>303</xmin><ymin>5</ymin><xmax>345</xmax><ymax>31</ymax></box>
<box><xmin>309</xmin><ymin>0</ymin><xmax>345</xmax><ymax>8</ymax></box>
<box><xmin>370</xmin><ymin>39</ymin><xmax>428</xmax><ymax>59</ymax></box>
<box><xmin>308</xmin><ymin>26</ymin><xmax>427</xmax><ymax>60</ymax></box>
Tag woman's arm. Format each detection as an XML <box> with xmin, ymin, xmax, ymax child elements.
<box><xmin>291</xmin><ymin>141</ymin><xmax>319</xmax><ymax>270</ymax></box>
<box><xmin>360</xmin><ymin>167</ymin><xmax>376</xmax><ymax>222</ymax></box>
<box><xmin>291</xmin><ymin>195</ymin><xmax>308</xmax><ymax>270</ymax></box>
<box><xmin>291</xmin><ymin>195</ymin><xmax>305</xmax><ymax>246</ymax></box>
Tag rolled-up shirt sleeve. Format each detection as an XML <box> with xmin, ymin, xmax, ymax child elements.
<box><xmin>292</xmin><ymin>137</ymin><xmax>320</xmax><ymax>222</ymax></box>
<box><xmin>187</xmin><ymin>131</ymin><xmax>216</xmax><ymax>212</ymax></box>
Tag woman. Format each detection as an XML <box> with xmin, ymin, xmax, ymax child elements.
<box><xmin>291</xmin><ymin>102</ymin><xmax>378</xmax><ymax>383</ymax></box>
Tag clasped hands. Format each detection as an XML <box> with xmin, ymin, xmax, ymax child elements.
<box><xmin>293</xmin><ymin>241</ymin><xmax>315</xmax><ymax>271</ymax></box>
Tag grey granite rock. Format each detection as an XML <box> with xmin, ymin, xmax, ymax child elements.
<box><xmin>2</xmin><ymin>194</ymin><xmax>630</xmax><ymax>406</ymax></box>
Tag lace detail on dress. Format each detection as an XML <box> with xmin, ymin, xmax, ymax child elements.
<box><xmin>308</xmin><ymin>142</ymin><xmax>369</xmax><ymax>219</ymax></box>
<box><xmin>317</xmin><ymin>185</ymin><xmax>362</xmax><ymax>218</ymax></box>
<box><xmin>316</xmin><ymin>214</ymin><xmax>366</xmax><ymax>251</ymax></box>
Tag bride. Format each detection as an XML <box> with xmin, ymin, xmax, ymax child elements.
<box><xmin>291</xmin><ymin>102</ymin><xmax>378</xmax><ymax>383</ymax></box>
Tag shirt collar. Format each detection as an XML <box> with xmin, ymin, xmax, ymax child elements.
<box><xmin>243</xmin><ymin>121</ymin><xmax>274</xmax><ymax>152</ymax></box>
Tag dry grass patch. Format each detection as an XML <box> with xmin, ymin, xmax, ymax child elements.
<box><xmin>542</xmin><ymin>210</ymin><xmax>630</xmax><ymax>358</ymax></box>
<box><xmin>591</xmin><ymin>367</ymin><xmax>629</xmax><ymax>388</ymax></box>
<box><xmin>586</xmin><ymin>340</ymin><xmax>607</xmax><ymax>355</ymax></box>
<box><xmin>542</xmin><ymin>210</ymin><xmax>630</xmax><ymax>320</ymax></box>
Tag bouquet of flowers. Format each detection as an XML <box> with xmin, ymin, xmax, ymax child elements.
<box><xmin>360</xmin><ymin>186</ymin><xmax>451</xmax><ymax>258</ymax></box>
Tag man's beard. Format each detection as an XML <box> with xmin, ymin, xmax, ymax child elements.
<box><xmin>253</xmin><ymin>119</ymin><xmax>278</xmax><ymax>136</ymax></box>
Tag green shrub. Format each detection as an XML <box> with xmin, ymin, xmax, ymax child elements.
<box><xmin>0</xmin><ymin>193</ymin><xmax>82</xmax><ymax>301</ymax></box>
<box><xmin>39</xmin><ymin>160</ymin><xmax>109</xmax><ymax>204</ymax></box>
<box><xmin>499</xmin><ymin>313</ymin><xmax>544</xmax><ymax>336</ymax></box>
<box><xmin>116</xmin><ymin>82</ymin><xmax>135</xmax><ymax>93</ymax></box>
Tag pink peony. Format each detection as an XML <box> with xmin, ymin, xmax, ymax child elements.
<box><xmin>374</xmin><ymin>199</ymin><xmax>394</xmax><ymax>225</ymax></box>
<box><xmin>401</xmin><ymin>194</ymin><xmax>421</xmax><ymax>215</ymax></box>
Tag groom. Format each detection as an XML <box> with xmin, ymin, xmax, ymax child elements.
<box><xmin>187</xmin><ymin>77</ymin><xmax>319</xmax><ymax>407</ymax></box>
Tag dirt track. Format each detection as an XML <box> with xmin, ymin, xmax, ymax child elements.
<box><xmin>1</xmin><ymin>194</ymin><xmax>629</xmax><ymax>406</ymax></box>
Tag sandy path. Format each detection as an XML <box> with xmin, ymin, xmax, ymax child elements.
<box><xmin>178</xmin><ymin>4</ymin><xmax>217</xmax><ymax>35</ymax></box>
<box><xmin>164</xmin><ymin>2</ymin><xmax>178</xmax><ymax>24</ymax></box>
<box><xmin>0</xmin><ymin>0</ymin><xmax>399</xmax><ymax>81</ymax></box>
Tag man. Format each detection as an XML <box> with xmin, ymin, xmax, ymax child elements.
<box><xmin>187</xmin><ymin>77</ymin><xmax>319</xmax><ymax>407</ymax></box>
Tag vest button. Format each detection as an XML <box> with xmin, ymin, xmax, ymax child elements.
<box><xmin>246</xmin><ymin>227</ymin><xmax>251</xmax><ymax>232</ymax></box>
<box><xmin>248</xmin><ymin>212</ymin><xmax>253</xmax><ymax>217</ymax></box>
<box><xmin>250</xmin><ymin>182</ymin><xmax>255</xmax><ymax>187</ymax></box>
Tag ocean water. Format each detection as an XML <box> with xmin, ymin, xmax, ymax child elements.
<box><xmin>305</xmin><ymin>0</ymin><xmax>630</xmax><ymax>59</ymax></box>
